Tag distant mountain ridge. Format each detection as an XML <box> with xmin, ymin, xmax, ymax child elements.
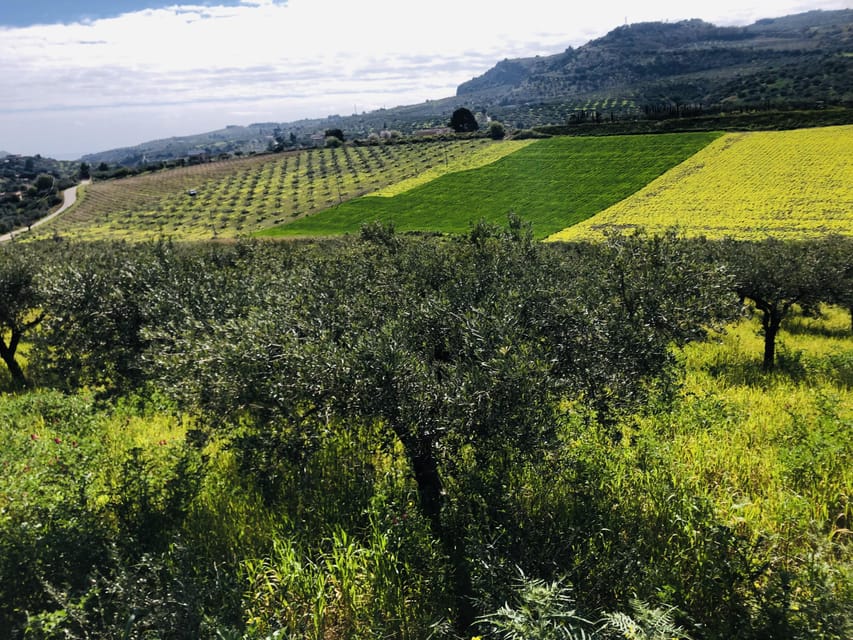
<box><xmin>81</xmin><ymin>9</ymin><xmax>853</xmax><ymax>166</ymax></box>
<box><xmin>459</xmin><ymin>10</ymin><xmax>853</xmax><ymax>109</ymax></box>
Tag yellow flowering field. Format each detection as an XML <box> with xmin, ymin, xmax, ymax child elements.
<box><xmin>547</xmin><ymin>125</ymin><xmax>853</xmax><ymax>241</ymax></box>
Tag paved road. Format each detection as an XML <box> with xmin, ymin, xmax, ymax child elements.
<box><xmin>0</xmin><ymin>179</ymin><xmax>91</xmax><ymax>243</ymax></box>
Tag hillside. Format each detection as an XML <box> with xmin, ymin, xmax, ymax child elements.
<box><xmin>39</xmin><ymin>139</ymin><xmax>521</xmax><ymax>241</ymax></box>
<box><xmin>1</xmin><ymin>154</ymin><xmax>80</xmax><ymax>234</ymax></box>
<box><xmin>460</xmin><ymin>10</ymin><xmax>853</xmax><ymax>122</ymax></box>
<box><xmin>80</xmin><ymin>123</ymin><xmax>282</xmax><ymax>167</ymax></box>
<box><xmin>261</xmin><ymin>133</ymin><xmax>719</xmax><ymax>239</ymax></box>
<box><xmin>80</xmin><ymin>10</ymin><xmax>853</xmax><ymax>167</ymax></box>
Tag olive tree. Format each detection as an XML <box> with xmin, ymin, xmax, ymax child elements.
<box><xmin>146</xmin><ymin>223</ymin><xmax>735</xmax><ymax>632</ymax></box>
<box><xmin>0</xmin><ymin>245</ymin><xmax>44</xmax><ymax>388</ymax></box>
<box><xmin>820</xmin><ymin>235</ymin><xmax>853</xmax><ymax>332</ymax></box>
<box><xmin>717</xmin><ymin>238</ymin><xmax>832</xmax><ymax>370</ymax></box>
<box><xmin>31</xmin><ymin>240</ymin><xmax>282</xmax><ymax>396</ymax></box>
<box><xmin>550</xmin><ymin>229</ymin><xmax>738</xmax><ymax>418</ymax></box>
<box><xmin>487</xmin><ymin>121</ymin><xmax>506</xmax><ymax>140</ymax></box>
<box><xmin>30</xmin><ymin>243</ymin><xmax>159</xmax><ymax>393</ymax></box>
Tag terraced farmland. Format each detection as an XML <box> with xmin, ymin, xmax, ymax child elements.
<box><xmin>261</xmin><ymin>132</ymin><xmax>721</xmax><ymax>239</ymax></box>
<box><xmin>548</xmin><ymin>125</ymin><xmax>853</xmax><ymax>241</ymax></box>
<box><xmin>39</xmin><ymin>139</ymin><xmax>526</xmax><ymax>241</ymax></box>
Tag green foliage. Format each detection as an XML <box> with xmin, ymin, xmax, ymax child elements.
<box><xmin>0</xmin><ymin>243</ymin><xmax>44</xmax><ymax>388</ymax></box>
<box><xmin>450</xmin><ymin>107</ymin><xmax>479</xmax><ymax>133</ymax></box>
<box><xmin>2</xmin><ymin>231</ymin><xmax>850</xmax><ymax>639</ymax></box>
<box><xmin>604</xmin><ymin>599</ymin><xmax>692</xmax><ymax>640</ymax></box>
<box><xmin>488</xmin><ymin>121</ymin><xmax>507</xmax><ymax>140</ymax></box>
<box><xmin>242</xmin><ymin>525</ymin><xmax>435</xmax><ymax>639</ymax></box>
<box><xmin>477</xmin><ymin>573</ymin><xmax>595</xmax><ymax>640</ymax></box>
<box><xmin>0</xmin><ymin>389</ymin><xmax>229</xmax><ymax>638</ymax></box>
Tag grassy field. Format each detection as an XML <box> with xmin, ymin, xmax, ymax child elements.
<box><xmin>664</xmin><ymin>303</ymin><xmax>852</xmax><ymax>546</ymax></box>
<box><xmin>259</xmin><ymin>132</ymin><xmax>721</xmax><ymax>239</ymax></box>
<box><xmin>35</xmin><ymin>139</ymin><xmax>525</xmax><ymax>241</ymax></box>
<box><xmin>548</xmin><ymin>125</ymin><xmax>853</xmax><ymax>241</ymax></box>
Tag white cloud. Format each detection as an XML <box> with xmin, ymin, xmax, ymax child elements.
<box><xmin>0</xmin><ymin>0</ymin><xmax>849</xmax><ymax>156</ymax></box>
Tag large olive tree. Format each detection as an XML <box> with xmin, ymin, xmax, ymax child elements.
<box><xmin>147</xmin><ymin>223</ymin><xmax>735</xmax><ymax>631</ymax></box>
<box><xmin>0</xmin><ymin>245</ymin><xmax>44</xmax><ymax>388</ymax></box>
<box><xmin>717</xmin><ymin>238</ymin><xmax>835</xmax><ymax>370</ymax></box>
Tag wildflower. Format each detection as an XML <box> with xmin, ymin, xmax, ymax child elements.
<box><xmin>53</xmin><ymin>437</ymin><xmax>62</xmax><ymax>445</ymax></box>
<box><xmin>30</xmin><ymin>433</ymin><xmax>39</xmax><ymax>441</ymax></box>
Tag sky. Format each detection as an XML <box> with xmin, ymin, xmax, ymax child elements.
<box><xmin>1</xmin><ymin>0</ymin><xmax>850</xmax><ymax>159</ymax></box>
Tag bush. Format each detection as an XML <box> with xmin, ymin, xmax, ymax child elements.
<box><xmin>488</xmin><ymin>120</ymin><xmax>507</xmax><ymax>139</ymax></box>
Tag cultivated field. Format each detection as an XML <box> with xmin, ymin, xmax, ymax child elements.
<box><xmin>261</xmin><ymin>132</ymin><xmax>720</xmax><ymax>239</ymax></box>
<box><xmin>548</xmin><ymin>125</ymin><xmax>853</xmax><ymax>241</ymax></box>
<box><xmin>37</xmin><ymin>139</ymin><xmax>527</xmax><ymax>241</ymax></box>
<box><xmin>33</xmin><ymin>125</ymin><xmax>851</xmax><ymax>243</ymax></box>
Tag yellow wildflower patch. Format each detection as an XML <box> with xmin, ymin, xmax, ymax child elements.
<box><xmin>547</xmin><ymin>125</ymin><xmax>853</xmax><ymax>241</ymax></box>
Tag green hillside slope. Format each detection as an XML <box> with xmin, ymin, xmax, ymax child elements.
<box><xmin>259</xmin><ymin>132</ymin><xmax>721</xmax><ymax>239</ymax></box>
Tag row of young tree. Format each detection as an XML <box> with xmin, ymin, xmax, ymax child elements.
<box><xmin>0</xmin><ymin>223</ymin><xmax>851</xmax><ymax>637</ymax></box>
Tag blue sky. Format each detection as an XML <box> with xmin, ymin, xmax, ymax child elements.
<box><xmin>1</xmin><ymin>0</ymin><xmax>849</xmax><ymax>158</ymax></box>
<box><xmin>1</xmin><ymin>1</ymin><xmax>255</xmax><ymax>27</ymax></box>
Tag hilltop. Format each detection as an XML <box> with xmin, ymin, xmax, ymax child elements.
<box><xmin>459</xmin><ymin>10</ymin><xmax>853</xmax><ymax>107</ymax></box>
<box><xmin>79</xmin><ymin>9</ymin><xmax>853</xmax><ymax>167</ymax></box>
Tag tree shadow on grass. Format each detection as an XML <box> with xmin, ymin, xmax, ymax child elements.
<box><xmin>782</xmin><ymin>314</ymin><xmax>852</xmax><ymax>340</ymax></box>
<box><xmin>705</xmin><ymin>343</ymin><xmax>853</xmax><ymax>389</ymax></box>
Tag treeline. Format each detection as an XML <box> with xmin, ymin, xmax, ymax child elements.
<box><xmin>0</xmin><ymin>224</ymin><xmax>851</xmax><ymax>638</ymax></box>
<box><xmin>536</xmin><ymin>105</ymin><xmax>853</xmax><ymax>137</ymax></box>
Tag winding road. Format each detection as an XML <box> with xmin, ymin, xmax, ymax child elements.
<box><xmin>0</xmin><ymin>179</ymin><xmax>90</xmax><ymax>243</ymax></box>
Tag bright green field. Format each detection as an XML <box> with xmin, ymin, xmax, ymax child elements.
<box><xmin>258</xmin><ymin>132</ymin><xmax>722</xmax><ymax>240</ymax></box>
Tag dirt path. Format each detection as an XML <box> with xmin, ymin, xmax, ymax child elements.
<box><xmin>0</xmin><ymin>179</ymin><xmax>91</xmax><ymax>243</ymax></box>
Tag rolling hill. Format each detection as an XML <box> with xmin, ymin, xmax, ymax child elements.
<box><xmin>80</xmin><ymin>9</ymin><xmax>853</xmax><ymax>167</ymax></box>
<box><xmin>458</xmin><ymin>10</ymin><xmax>853</xmax><ymax>110</ymax></box>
